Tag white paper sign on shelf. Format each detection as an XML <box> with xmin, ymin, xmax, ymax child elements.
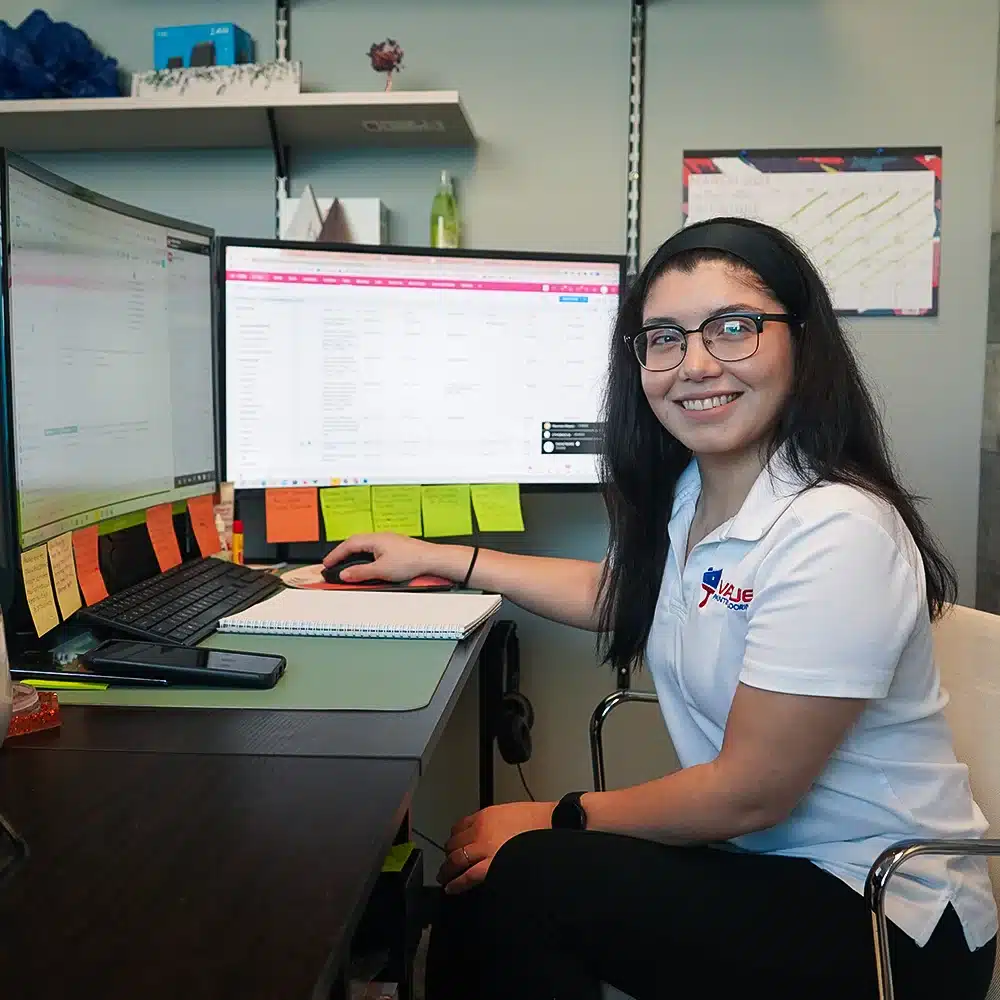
<box><xmin>278</xmin><ymin>194</ymin><xmax>389</xmax><ymax>245</ymax></box>
<box><xmin>683</xmin><ymin>148</ymin><xmax>942</xmax><ymax>316</ymax></box>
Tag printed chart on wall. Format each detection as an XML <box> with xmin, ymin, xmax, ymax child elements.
<box><xmin>682</xmin><ymin>148</ymin><xmax>942</xmax><ymax>316</ymax></box>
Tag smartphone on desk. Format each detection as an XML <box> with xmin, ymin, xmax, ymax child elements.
<box><xmin>81</xmin><ymin>640</ymin><xmax>286</xmax><ymax>689</ymax></box>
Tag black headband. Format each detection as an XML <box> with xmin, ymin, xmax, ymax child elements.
<box><xmin>647</xmin><ymin>219</ymin><xmax>809</xmax><ymax>317</ymax></box>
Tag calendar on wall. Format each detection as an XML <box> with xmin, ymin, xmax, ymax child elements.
<box><xmin>683</xmin><ymin>147</ymin><xmax>942</xmax><ymax>317</ymax></box>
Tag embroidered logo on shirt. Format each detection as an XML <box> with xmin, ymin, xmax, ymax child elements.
<box><xmin>699</xmin><ymin>567</ymin><xmax>754</xmax><ymax>611</ymax></box>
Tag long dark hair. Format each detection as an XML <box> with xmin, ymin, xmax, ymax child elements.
<box><xmin>598</xmin><ymin>217</ymin><xmax>957</xmax><ymax>675</ymax></box>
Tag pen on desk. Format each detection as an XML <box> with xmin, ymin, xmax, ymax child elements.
<box><xmin>20</xmin><ymin>678</ymin><xmax>109</xmax><ymax>691</ymax></box>
<box><xmin>13</xmin><ymin>672</ymin><xmax>168</xmax><ymax>689</ymax></box>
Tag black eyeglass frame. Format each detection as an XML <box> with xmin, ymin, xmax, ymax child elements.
<box><xmin>628</xmin><ymin>312</ymin><xmax>795</xmax><ymax>371</ymax></box>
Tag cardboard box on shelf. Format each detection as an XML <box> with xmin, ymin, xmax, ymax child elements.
<box><xmin>154</xmin><ymin>22</ymin><xmax>254</xmax><ymax>70</ymax></box>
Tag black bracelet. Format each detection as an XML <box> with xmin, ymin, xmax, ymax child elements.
<box><xmin>462</xmin><ymin>546</ymin><xmax>480</xmax><ymax>589</ymax></box>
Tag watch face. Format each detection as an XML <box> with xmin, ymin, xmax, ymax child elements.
<box><xmin>553</xmin><ymin>792</ymin><xmax>586</xmax><ymax>830</ymax></box>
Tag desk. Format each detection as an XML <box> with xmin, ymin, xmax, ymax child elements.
<box><xmin>0</xmin><ymin>748</ymin><xmax>418</xmax><ymax>1000</ymax></box>
<box><xmin>11</xmin><ymin>622</ymin><xmax>494</xmax><ymax>774</ymax></box>
<box><xmin>1</xmin><ymin>616</ymin><xmax>500</xmax><ymax>998</ymax></box>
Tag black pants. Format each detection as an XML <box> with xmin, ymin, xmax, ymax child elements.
<box><xmin>425</xmin><ymin>829</ymin><xmax>996</xmax><ymax>1000</ymax></box>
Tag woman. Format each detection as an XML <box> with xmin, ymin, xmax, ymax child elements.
<box><xmin>324</xmin><ymin>218</ymin><xmax>998</xmax><ymax>999</ymax></box>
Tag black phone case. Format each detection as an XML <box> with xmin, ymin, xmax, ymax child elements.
<box><xmin>81</xmin><ymin>641</ymin><xmax>285</xmax><ymax>689</ymax></box>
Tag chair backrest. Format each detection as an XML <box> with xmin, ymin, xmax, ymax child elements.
<box><xmin>931</xmin><ymin>604</ymin><xmax>1000</xmax><ymax>995</ymax></box>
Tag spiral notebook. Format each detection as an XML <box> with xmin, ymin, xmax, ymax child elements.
<box><xmin>217</xmin><ymin>589</ymin><xmax>502</xmax><ymax>640</ymax></box>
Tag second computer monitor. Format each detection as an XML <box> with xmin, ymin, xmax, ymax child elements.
<box><xmin>220</xmin><ymin>241</ymin><xmax>624</xmax><ymax>488</ymax></box>
<box><xmin>3</xmin><ymin>153</ymin><xmax>218</xmax><ymax>551</ymax></box>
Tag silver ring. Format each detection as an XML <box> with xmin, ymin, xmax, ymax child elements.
<box><xmin>461</xmin><ymin>846</ymin><xmax>471</xmax><ymax>867</ymax></box>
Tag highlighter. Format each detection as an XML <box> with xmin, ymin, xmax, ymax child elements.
<box><xmin>232</xmin><ymin>519</ymin><xmax>244</xmax><ymax>566</ymax></box>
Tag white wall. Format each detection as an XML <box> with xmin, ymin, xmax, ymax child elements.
<box><xmin>643</xmin><ymin>0</ymin><xmax>999</xmax><ymax>605</ymax></box>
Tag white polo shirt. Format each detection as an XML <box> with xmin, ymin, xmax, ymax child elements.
<box><xmin>645</xmin><ymin>448</ymin><xmax>998</xmax><ymax>949</ymax></box>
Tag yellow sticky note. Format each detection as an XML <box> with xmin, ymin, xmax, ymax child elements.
<box><xmin>381</xmin><ymin>842</ymin><xmax>415</xmax><ymax>873</ymax></box>
<box><xmin>320</xmin><ymin>486</ymin><xmax>374</xmax><ymax>541</ymax></box>
<box><xmin>421</xmin><ymin>485</ymin><xmax>473</xmax><ymax>538</ymax></box>
<box><xmin>46</xmin><ymin>532</ymin><xmax>82</xmax><ymax>620</ymax></box>
<box><xmin>372</xmin><ymin>486</ymin><xmax>423</xmax><ymax>536</ymax></box>
<box><xmin>471</xmin><ymin>484</ymin><xmax>525</xmax><ymax>532</ymax></box>
<box><xmin>20</xmin><ymin>545</ymin><xmax>60</xmax><ymax>637</ymax></box>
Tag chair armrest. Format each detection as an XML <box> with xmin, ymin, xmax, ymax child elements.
<box><xmin>589</xmin><ymin>689</ymin><xmax>659</xmax><ymax>792</ymax></box>
<box><xmin>865</xmin><ymin>837</ymin><xmax>1000</xmax><ymax>999</ymax></box>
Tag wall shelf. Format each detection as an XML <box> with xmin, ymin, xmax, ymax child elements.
<box><xmin>0</xmin><ymin>90</ymin><xmax>475</xmax><ymax>153</ymax></box>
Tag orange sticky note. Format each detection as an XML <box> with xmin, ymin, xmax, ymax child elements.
<box><xmin>187</xmin><ymin>493</ymin><xmax>221</xmax><ymax>557</ymax></box>
<box><xmin>265</xmin><ymin>487</ymin><xmax>320</xmax><ymax>543</ymax></box>
<box><xmin>72</xmin><ymin>524</ymin><xmax>109</xmax><ymax>606</ymax></box>
<box><xmin>146</xmin><ymin>503</ymin><xmax>183</xmax><ymax>572</ymax></box>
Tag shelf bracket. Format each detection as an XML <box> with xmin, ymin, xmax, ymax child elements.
<box><xmin>625</xmin><ymin>0</ymin><xmax>646</xmax><ymax>280</ymax></box>
<box><xmin>267</xmin><ymin>107</ymin><xmax>290</xmax><ymax>238</ymax></box>
<box><xmin>271</xmin><ymin>0</ymin><xmax>292</xmax><ymax>237</ymax></box>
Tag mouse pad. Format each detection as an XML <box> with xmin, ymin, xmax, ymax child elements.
<box><xmin>50</xmin><ymin>632</ymin><xmax>460</xmax><ymax>713</ymax></box>
<box><xmin>280</xmin><ymin>563</ymin><xmax>456</xmax><ymax>593</ymax></box>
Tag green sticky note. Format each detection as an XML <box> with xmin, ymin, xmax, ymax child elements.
<box><xmin>421</xmin><ymin>485</ymin><xmax>473</xmax><ymax>538</ymax></box>
<box><xmin>320</xmin><ymin>486</ymin><xmax>374</xmax><ymax>541</ymax></box>
<box><xmin>98</xmin><ymin>509</ymin><xmax>148</xmax><ymax>536</ymax></box>
<box><xmin>471</xmin><ymin>484</ymin><xmax>525</xmax><ymax>532</ymax></box>
<box><xmin>381</xmin><ymin>841</ymin><xmax>416</xmax><ymax>873</ymax></box>
<box><xmin>372</xmin><ymin>486</ymin><xmax>423</xmax><ymax>536</ymax></box>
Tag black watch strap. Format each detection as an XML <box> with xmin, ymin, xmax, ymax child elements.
<box><xmin>551</xmin><ymin>790</ymin><xmax>588</xmax><ymax>831</ymax></box>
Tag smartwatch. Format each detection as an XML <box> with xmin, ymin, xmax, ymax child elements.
<box><xmin>551</xmin><ymin>790</ymin><xmax>588</xmax><ymax>830</ymax></box>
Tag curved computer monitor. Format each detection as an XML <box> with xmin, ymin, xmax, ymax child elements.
<box><xmin>219</xmin><ymin>240</ymin><xmax>625</xmax><ymax>491</ymax></box>
<box><xmin>0</xmin><ymin>151</ymin><xmax>218</xmax><ymax>612</ymax></box>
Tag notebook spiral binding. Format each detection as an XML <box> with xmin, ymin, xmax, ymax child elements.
<box><xmin>216</xmin><ymin>620</ymin><xmax>465</xmax><ymax>639</ymax></box>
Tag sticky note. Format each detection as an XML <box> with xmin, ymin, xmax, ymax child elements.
<box><xmin>265</xmin><ymin>487</ymin><xmax>320</xmax><ymax>543</ymax></box>
<box><xmin>146</xmin><ymin>503</ymin><xmax>183</xmax><ymax>572</ymax></box>
<box><xmin>471</xmin><ymin>484</ymin><xmax>525</xmax><ymax>532</ymax></box>
<box><xmin>372</xmin><ymin>486</ymin><xmax>423</xmax><ymax>536</ymax></box>
<box><xmin>187</xmin><ymin>493</ymin><xmax>221</xmax><ymax>557</ymax></box>
<box><xmin>46</xmin><ymin>532</ymin><xmax>82</xmax><ymax>620</ymax></box>
<box><xmin>381</xmin><ymin>842</ymin><xmax>416</xmax><ymax>873</ymax></box>
<box><xmin>72</xmin><ymin>525</ymin><xmax>108</xmax><ymax>605</ymax></box>
<box><xmin>20</xmin><ymin>545</ymin><xmax>60</xmax><ymax>638</ymax></box>
<box><xmin>321</xmin><ymin>486</ymin><xmax>374</xmax><ymax>541</ymax></box>
<box><xmin>421</xmin><ymin>485</ymin><xmax>473</xmax><ymax>538</ymax></box>
<box><xmin>98</xmin><ymin>509</ymin><xmax>147</xmax><ymax>535</ymax></box>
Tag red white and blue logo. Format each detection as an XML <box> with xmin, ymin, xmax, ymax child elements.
<box><xmin>699</xmin><ymin>567</ymin><xmax>754</xmax><ymax>611</ymax></box>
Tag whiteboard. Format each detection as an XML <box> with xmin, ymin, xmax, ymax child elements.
<box><xmin>683</xmin><ymin>149</ymin><xmax>942</xmax><ymax>316</ymax></box>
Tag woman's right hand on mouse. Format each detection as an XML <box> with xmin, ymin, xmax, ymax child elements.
<box><xmin>322</xmin><ymin>533</ymin><xmax>442</xmax><ymax>584</ymax></box>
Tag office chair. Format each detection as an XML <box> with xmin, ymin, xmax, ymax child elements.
<box><xmin>866</xmin><ymin>604</ymin><xmax>1000</xmax><ymax>999</ymax></box>
<box><xmin>589</xmin><ymin>687</ymin><xmax>658</xmax><ymax>792</ymax></box>
<box><xmin>591</xmin><ymin>604</ymin><xmax>1000</xmax><ymax>1000</ymax></box>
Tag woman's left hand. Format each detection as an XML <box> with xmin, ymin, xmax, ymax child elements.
<box><xmin>437</xmin><ymin>801</ymin><xmax>556</xmax><ymax>895</ymax></box>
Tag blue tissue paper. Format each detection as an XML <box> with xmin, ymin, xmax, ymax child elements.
<box><xmin>0</xmin><ymin>9</ymin><xmax>120</xmax><ymax>99</ymax></box>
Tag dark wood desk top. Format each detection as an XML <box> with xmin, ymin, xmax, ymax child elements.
<box><xmin>0</xmin><ymin>748</ymin><xmax>418</xmax><ymax>1000</ymax></box>
<box><xmin>8</xmin><ymin>620</ymin><xmax>492</xmax><ymax>769</ymax></box>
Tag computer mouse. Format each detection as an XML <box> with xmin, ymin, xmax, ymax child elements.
<box><xmin>321</xmin><ymin>552</ymin><xmax>377</xmax><ymax>585</ymax></box>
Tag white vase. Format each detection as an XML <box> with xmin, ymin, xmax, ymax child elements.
<box><xmin>0</xmin><ymin>612</ymin><xmax>11</xmax><ymax>748</ymax></box>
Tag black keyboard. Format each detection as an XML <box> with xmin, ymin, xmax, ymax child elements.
<box><xmin>78</xmin><ymin>558</ymin><xmax>283</xmax><ymax>646</ymax></box>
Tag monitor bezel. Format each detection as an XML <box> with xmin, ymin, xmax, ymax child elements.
<box><xmin>0</xmin><ymin>149</ymin><xmax>220</xmax><ymax>563</ymax></box>
<box><xmin>216</xmin><ymin>237</ymin><xmax>626</xmax><ymax>494</ymax></box>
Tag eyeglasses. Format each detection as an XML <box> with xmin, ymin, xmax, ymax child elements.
<box><xmin>629</xmin><ymin>312</ymin><xmax>794</xmax><ymax>372</ymax></box>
